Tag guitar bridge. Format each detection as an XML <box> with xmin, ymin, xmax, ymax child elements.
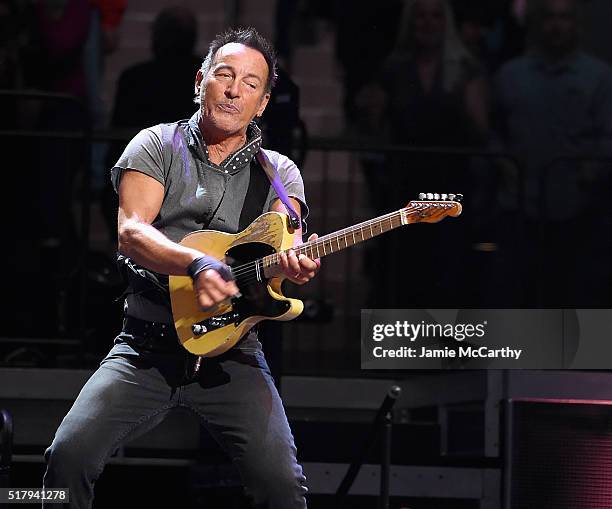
<box><xmin>192</xmin><ymin>311</ymin><xmax>241</xmax><ymax>336</ymax></box>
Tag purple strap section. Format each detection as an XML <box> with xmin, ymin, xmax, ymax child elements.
<box><xmin>256</xmin><ymin>150</ymin><xmax>301</xmax><ymax>230</ymax></box>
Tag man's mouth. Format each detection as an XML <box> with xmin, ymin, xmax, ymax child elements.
<box><xmin>218</xmin><ymin>103</ymin><xmax>240</xmax><ymax>114</ymax></box>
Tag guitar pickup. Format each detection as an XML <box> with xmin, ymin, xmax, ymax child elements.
<box><xmin>192</xmin><ymin>311</ymin><xmax>241</xmax><ymax>335</ymax></box>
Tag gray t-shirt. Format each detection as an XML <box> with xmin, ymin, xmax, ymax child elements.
<box><xmin>111</xmin><ymin>111</ymin><xmax>308</xmax><ymax>323</ymax></box>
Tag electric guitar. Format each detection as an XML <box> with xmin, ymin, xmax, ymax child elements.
<box><xmin>169</xmin><ymin>193</ymin><xmax>463</xmax><ymax>356</ymax></box>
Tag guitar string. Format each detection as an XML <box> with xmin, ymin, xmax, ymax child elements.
<box><xmin>230</xmin><ymin>200</ymin><xmax>457</xmax><ymax>280</ymax></box>
<box><xmin>230</xmin><ymin>207</ymin><xmax>410</xmax><ymax>280</ymax></box>
<box><xmin>229</xmin><ymin>203</ymin><xmax>446</xmax><ymax>286</ymax></box>
<box><xmin>229</xmin><ymin>203</ymin><xmax>451</xmax><ymax>285</ymax></box>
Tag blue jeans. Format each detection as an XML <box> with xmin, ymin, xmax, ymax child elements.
<box><xmin>43</xmin><ymin>334</ymin><xmax>308</xmax><ymax>508</ymax></box>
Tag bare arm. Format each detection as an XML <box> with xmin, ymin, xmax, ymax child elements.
<box><xmin>117</xmin><ymin>170</ymin><xmax>202</xmax><ymax>274</ymax></box>
<box><xmin>117</xmin><ymin>169</ymin><xmax>239</xmax><ymax>308</ymax></box>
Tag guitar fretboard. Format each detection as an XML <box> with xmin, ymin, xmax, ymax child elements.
<box><xmin>230</xmin><ymin>199</ymin><xmax>459</xmax><ymax>286</ymax></box>
<box><xmin>264</xmin><ymin>209</ymin><xmax>407</xmax><ymax>267</ymax></box>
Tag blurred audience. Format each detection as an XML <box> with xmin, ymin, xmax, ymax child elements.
<box><xmin>102</xmin><ymin>6</ymin><xmax>201</xmax><ymax>233</ymax></box>
<box><xmin>109</xmin><ymin>6</ymin><xmax>200</xmax><ymax>130</ymax></box>
<box><xmin>348</xmin><ymin>0</ymin><xmax>490</xmax><ymax>307</ymax></box>
<box><xmin>381</xmin><ymin>0</ymin><xmax>489</xmax><ymax>147</ymax></box>
<box><xmin>495</xmin><ymin>0</ymin><xmax>612</xmax><ymax>219</ymax></box>
<box><xmin>453</xmin><ymin>0</ymin><xmax>526</xmax><ymax>75</ymax></box>
<box><xmin>494</xmin><ymin>0</ymin><xmax>612</xmax><ymax>305</ymax></box>
<box><xmin>332</xmin><ymin>0</ymin><xmax>403</xmax><ymax>125</ymax></box>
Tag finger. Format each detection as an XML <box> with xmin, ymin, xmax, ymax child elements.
<box><xmin>198</xmin><ymin>283</ymin><xmax>237</xmax><ymax>309</ymax></box>
<box><xmin>298</xmin><ymin>254</ymin><xmax>318</xmax><ymax>272</ymax></box>
<box><xmin>200</xmin><ymin>270</ymin><xmax>234</xmax><ymax>297</ymax></box>
<box><xmin>222</xmin><ymin>279</ymin><xmax>240</xmax><ymax>298</ymax></box>
<box><xmin>308</xmin><ymin>233</ymin><xmax>319</xmax><ymax>242</ymax></box>
<box><xmin>279</xmin><ymin>251</ymin><xmax>290</xmax><ymax>272</ymax></box>
<box><xmin>196</xmin><ymin>292</ymin><xmax>214</xmax><ymax>309</ymax></box>
<box><xmin>287</xmin><ymin>250</ymin><xmax>302</xmax><ymax>274</ymax></box>
<box><xmin>227</xmin><ymin>280</ymin><xmax>240</xmax><ymax>296</ymax></box>
<box><xmin>201</xmin><ymin>282</ymin><xmax>227</xmax><ymax>304</ymax></box>
<box><xmin>209</xmin><ymin>276</ymin><xmax>240</xmax><ymax>300</ymax></box>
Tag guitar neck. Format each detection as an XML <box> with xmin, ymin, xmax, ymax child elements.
<box><xmin>233</xmin><ymin>197</ymin><xmax>460</xmax><ymax>283</ymax></box>
<box><xmin>264</xmin><ymin>208</ymin><xmax>408</xmax><ymax>267</ymax></box>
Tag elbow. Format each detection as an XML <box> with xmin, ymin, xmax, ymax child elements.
<box><xmin>117</xmin><ymin>219</ymin><xmax>140</xmax><ymax>258</ymax></box>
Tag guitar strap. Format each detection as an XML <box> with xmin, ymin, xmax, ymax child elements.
<box><xmin>238</xmin><ymin>153</ymin><xmax>272</xmax><ymax>230</ymax></box>
<box><xmin>255</xmin><ymin>149</ymin><xmax>302</xmax><ymax>230</ymax></box>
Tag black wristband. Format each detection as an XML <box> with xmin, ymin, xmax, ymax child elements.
<box><xmin>187</xmin><ymin>255</ymin><xmax>234</xmax><ymax>282</ymax></box>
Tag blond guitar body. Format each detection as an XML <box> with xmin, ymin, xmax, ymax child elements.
<box><xmin>169</xmin><ymin>212</ymin><xmax>303</xmax><ymax>357</ymax></box>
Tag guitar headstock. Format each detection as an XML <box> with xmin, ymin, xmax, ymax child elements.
<box><xmin>404</xmin><ymin>193</ymin><xmax>463</xmax><ymax>224</ymax></box>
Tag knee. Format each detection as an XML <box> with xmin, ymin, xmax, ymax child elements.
<box><xmin>44</xmin><ymin>436</ymin><xmax>102</xmax><ymax>481</ymax></box>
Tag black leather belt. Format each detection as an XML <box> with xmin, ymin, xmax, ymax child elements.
<box><xmin>121</xmin><ymin>316</ymin><xmax>182</xmax><ymax>353</ymax></box>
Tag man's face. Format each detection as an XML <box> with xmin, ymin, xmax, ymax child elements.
<box><xmin>196</xmin><ymin>43</ymin><xmax>270</xmax><ymax>137</ymax></box>
<box><xmin>539</xmin><ymin>0</ymin><xmax>579</xmax><ymax>56</ymax></box>
<box><xmin>412</xmin><ymin>0</ymin><xmax>447</xmax><ymax>51</ymax></box>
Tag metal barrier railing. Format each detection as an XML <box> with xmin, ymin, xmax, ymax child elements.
<box><xmin>0</xmin><ymin>90</ymin><xmax>92</xmax><ymax>363</ymax></box>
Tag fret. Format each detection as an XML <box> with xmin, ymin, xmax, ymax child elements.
<box><xmin>273</xmin><ymin>212</ymin><xmax>409</xmax><ymax>266</ymax></box>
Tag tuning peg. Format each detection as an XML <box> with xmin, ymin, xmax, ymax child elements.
<box><xmin>418</xmin><ymin>193</ymin><xmax>426</xmax><ymax>200</ymax></box>
<box><xmin>426</xmin><ymin>193</ymin><xmax>434</xmax><ymax>200</ymax></box>
<box><xmin>441</xmin><ymin>193</ymin><xmax>448</xmax><ymax>200</ymax></box>
<box><xmin>456</xmin><ymin>193</ymin><xmax>463</xmax><ymax>202</ymax></box>
<box><xmin>433</xmin><ymin>193</ymin><xmax>440</xmax><ymax>200</ymax></box>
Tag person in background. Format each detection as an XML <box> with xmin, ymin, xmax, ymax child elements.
<box><xmin>382</xmin><ymin>0</ymin><xmax>488</xmax><ymax>148</ymax></box>
<box><xmin>495</xmin><ymin>0</ymin><xmax>612</xmax><ymax>306</ymax></box>
<box><xmin>353</xmin><ymin>0</ymin><xmax>489</xmax><ymax>307</ymax></box>
<box><xmin>102</xmin><ymin>6</ymin><xmax>202</xmax><ymax>234</ymax></box>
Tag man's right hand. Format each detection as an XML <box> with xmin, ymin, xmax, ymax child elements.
<box><xmin>193</xmin><ymin>267</ymin><xmax>240</xmax><ymax>310</ymax></box>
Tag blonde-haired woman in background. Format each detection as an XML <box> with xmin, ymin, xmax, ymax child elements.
<box><xmin>381</xmin><ymin>0</ymin><xmax>489</xmax><ymax>146</ymax></box>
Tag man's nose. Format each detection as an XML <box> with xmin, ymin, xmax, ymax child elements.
<box><xmin>225</xmin><ymin>80</ymin><xmax>240</xmax><ymax>98</ymax></box>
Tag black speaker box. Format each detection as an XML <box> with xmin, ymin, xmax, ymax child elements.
<box><xmin>505</xmin><ymin>398</ymin><xmax>612</xmax><ymax>509</ymax></box>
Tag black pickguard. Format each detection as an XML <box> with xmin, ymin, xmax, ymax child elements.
<box><xmin>227</xmin><ymin>241</ymin><xmax>290</xmax><ymax>322</ymax></box>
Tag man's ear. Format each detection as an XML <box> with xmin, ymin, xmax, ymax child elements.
<box><xmin>256</xmin><ymin>92</ymin><xmax>271</xmax><ymax>117</ymax></box>
<box><xmin>194</xmin><ymin>69</ymin><xmax>203</xmax><ymax>95</ymax></box>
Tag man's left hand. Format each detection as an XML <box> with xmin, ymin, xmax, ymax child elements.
<box><xmin>279</xmin><ymin>233</ymin><xmax>321</xmax><ymax>284</ymax></box>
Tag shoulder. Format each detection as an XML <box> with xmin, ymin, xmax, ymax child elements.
<box><xmin>136</xmin><ymin>120</ymin><xmax>190</xmax><ymax>147</ymax></box>
<box><xmin>129</xmin><ymin>124</ymin><xmax>164</xmax><ymax>146</ymax></box>
<box><xmin>260</xmin><ymin>148</ymin><xmax>300</xmax><ymax>174</ymax></box>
